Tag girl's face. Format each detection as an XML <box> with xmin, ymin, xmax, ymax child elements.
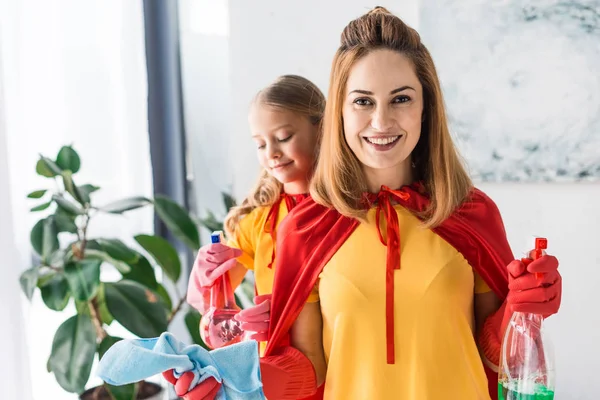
<box><xmin>342</xmin><ymin>49</ymin><xmax>423</xmax><ymax>189</ymax></box>
<box><xmin>249</xmin><ymin>105</ymin><xmax>319</xmax><ymax>194</ymax></box>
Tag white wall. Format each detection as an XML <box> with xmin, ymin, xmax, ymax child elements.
<box><xmin>481</xmin><ymin>183</ymin><xmax>599</xmax><ymax>399</ymax></box>
<box><xmin>181</xmin><ymin>1</ymin><xmax>598</xmax><ymax>398</ymax></box>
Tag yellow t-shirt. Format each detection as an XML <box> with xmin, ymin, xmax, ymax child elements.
<box><xmin>228</xmin><ymin>201</ymin><xmax>318</xmax><ymax>303</ymax></box>
<box><xmin>316</xmin><ymin>205</ymin><xmax>491</xmax><ymax>400</ymax></box>
<box><xmin>228</xmin><ymin>200</ymin><xmax>317</xmax><ymax>356</ymax></box>
<box><xmin>227</xmin><ymin>203</ymin><xmax>283</xmax><ymax>296</ymax></box>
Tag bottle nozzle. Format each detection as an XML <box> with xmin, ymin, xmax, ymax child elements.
<box><xmin>211</xmin><ymin>231</ymin><xmax>224</xmax><ymax>244</ymax></box>
<box><xmin>531</xmin><ymin>237</ymin><xmax>547</xmax><ymax>279</ymax></box>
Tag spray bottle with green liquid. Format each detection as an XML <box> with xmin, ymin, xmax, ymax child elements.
<box><xmin>498</xmin><ymin>237</ymin><xmax>555</xmax><ymax>400</ymax></box>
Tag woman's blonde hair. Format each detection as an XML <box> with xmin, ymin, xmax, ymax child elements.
<box><xmin>311</xmin><ymin>7</ymin><xmax>472</xmax><ymax>227</ymax></box>
<box><xmin>224</xmin><ymin>75</ymin><xmax>325</xmax><ymax>238</ymax></box>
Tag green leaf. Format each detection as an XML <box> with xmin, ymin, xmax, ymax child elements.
<box><xmin>56</xmin><ymin>205</ymin><xmax>78</xmax><ymax>223</ymax></box>
<box><xmin>98</xmin><ymin>335</ymin><xmax>123</xmax><ymax>360</ymax></box>
<box><xmin>42</xmin><ymin>217</ymin><xmax>60</xmax><ymax>260</ymax></box>
<box><xmin>56</xmin><ymin>145</ymin><xmax>81</xmax><ymax>174</ymax></box>
<box><xmin>28</xmin><ymin>189</ymin><xmax>47</xmax><ymax>199</ymax></box>
<box><xmin>184</xmin><ymin>309</ymin><xmax>209</xmax><ymax>350</ymax></box>
<box><xmin>84</xmin><ymin>239</ymin><xmax>101</xmax><ymax>250</ymax></box>
<box><xmin>37</xmin><ymin>268</ymin><xmax>60</xmax><ymax>287</ymax></box>
<box><xmin>53</xmin><ymin>194</ymin><xmax>83</xmax><ymax>215</ymax></box>
<box><xmin>104</xmin><ymin>281</ymin><xmax>168</xmax><ymax>338</ymax></box>
<box><xmin>97</xmin><ymin>283</ymin><xmax>114</xmax><ymax>325</ymax></box>
<box><xmin>40</xmin><ymin>275</ymin><xmax>71</xmax><ymax>311</ymax></box>
<box><xmin>155</xmin><ymin>283</ymin><xmax>172</xmax><ymax>310</ymax></box>
<box><xmin>222</xmin><ymin>192</ymin><xmax>237</xmax><ymax>211</ymax></box>
<box><xmin>62</xmin><ymin>170</ymin><xmax>87</xmax><ymax>205</ymax></box>
<box><xmin>74</xmin><ymin>300</ymin><xmax>91</xmax><ymax>317</ymax></box>
<box><xmin>83</xmin><ymin>249</ymin><xmax>131</xmax><ymax>274</ymax></box>
<box><xmin>79</xmin><ymin>184</ymin><xmax>100</xmax><ymax>198</ymax></box>
<box><xmin>31</xmin><ymin>201</ymin><xmax>52</xmax><ymax>212</ymax></box>
<box><xmin>48</xmin><ymin>314</ymin><xmax>96</xmax><ymax>394</ymax></box>
<box><xmin>36</xmin><ymin>156</ymin><xmax>62</xmax><ymax>178</ymax></box>
<box><xmin>64</xmin><ymin>259</ymin><xmax>101</xmax><ymax>301</ymax></box>
<box><xmin>55</xmin><ymin>213</ymin><xmax>78</xmax><ymax>234</ymax></box>
<box><xmin>235</xmin><ymin>293</ymin><xmax>244</xmax><ymax>309</ymax></box>
<box><xmin>19</xmin><ymin>267</ymin><xmax>40</xmax><ymax>300</ymax></box>
<box><xmin>106</xmin><ymin>382</ymin><xmax>138</xmax><ymax>400</ymax></box>
<box><xmin>30</xmin><ymin>219</ymin><xmax>44</xmax><ymax>255</ymax></box>
<box><xmin>49</xmin><ymin>249</ymin><xmax>70</xmax><ymax>268</ymax></box>
<box><xmin>100</xmin><ymin>196</ymin><xmax>151</xmax><ymax>214</ymax></box>
<box><xmin>199</xmin><ymin>210</ymin><xmax>223</xmax><ymax>233</ymax></box>
<box><xmin>96</xmin><ymin>239</ymin><xmax>139</xmax><ymax>264</ymax></box>
<box><xmin>239</xmin><ymin>277</ymin><xmax>255</xmax><ymax>305</ymax></box>
<box><xmin>134</xmin><ymin>234</ymin><xmax>181</xmax><ymax>282</ymax></box>
<box><xmin>122</xmin><ymin>254</ymin><xmax>158</xmax><ymax>290</ymax></box>
<box><xmin>30</xmin><ymin>218</ymin><xmax>59</xmax><ymax>259</ymax></box>
<box><xmin>154</xmin><ymin>195</ymin><xmax>200</xmax><ymax>249</ymax></box>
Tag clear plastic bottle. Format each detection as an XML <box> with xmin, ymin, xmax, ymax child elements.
<box><xmin>498</xmin><ymin>237</ymin><xmax>555</xmax><ymax>400</ymax></box>
<box><xmin>199</xmin><ymin>231</ymin><xmax>245</xmax><ymax>349</ymax></box>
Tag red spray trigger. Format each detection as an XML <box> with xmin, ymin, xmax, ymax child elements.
<box><xmin>533</xmin><ymin>238</ymin><xmax>547</xmax><ymax>259</ymax></box>
<box><xmin>521</xmin><ymin>237</ymin><xmax>547</xmax><ymax>279</ymax></box>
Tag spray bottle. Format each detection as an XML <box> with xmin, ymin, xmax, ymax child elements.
<box><xmin>199</xmin><ymin>231</ymin><xmax>245</xmax><ymax>349</ymax></box>
<box><xmin>498</xmin><ymin>237</ymin><xmax>555</xmax><ymax>399</ymax></box>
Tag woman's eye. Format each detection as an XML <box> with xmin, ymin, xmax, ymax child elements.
<box><xmin>393</xmin><ymin>95</ymin><xmax>411</xmax><ymax>104</ymax></box>
<box><xmin>278</xmin><ymin>135</ymin><xmax>293</xmax><ymax>143</ymax></box>
<box><xmin>353</xmin><ymin>98</ymin><xmax>373</xmax><ymax>106</ymax></box>
<box><xmin>257</xmin><ymin>144</ymin><xmax>265</xmax><ymax>149</ymax></box>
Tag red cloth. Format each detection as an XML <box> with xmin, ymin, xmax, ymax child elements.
<box><xmin>266</xmin><ymin>183</ymin><xmax>513</xmax><ymax>400</ymax></box>
<box><xmin>264</xmin><ymin>193</ymin><xmax>308</xmax><ymax>269</ymax></box>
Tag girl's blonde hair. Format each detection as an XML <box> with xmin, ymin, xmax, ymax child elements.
<box><xmin>224</xmin><ymin>75</ymin><xmax>325</xmax><ymax>238</ymax></box>
<box><xmin>310</xmin><ymin>7</ymin><xmax>473</xmax><ymax>227</ymax></box>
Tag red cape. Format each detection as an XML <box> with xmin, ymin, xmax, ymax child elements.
<box><xmin>266</xmin><ymin>184</ymin><xmax>513</xmax><ymax>399</ymax></box>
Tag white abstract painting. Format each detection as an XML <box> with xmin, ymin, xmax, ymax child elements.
<box><xmin>419</xmin><ymin>0</ymin><xmax>600</xmax><ymax>182</ymax></box>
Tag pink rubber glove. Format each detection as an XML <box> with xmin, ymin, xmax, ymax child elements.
<box><xmin>162</xmin><ymin>370</ymin><xmax>221</xmax><ymax>400</ymax></box>
<box><xmin>187</xmin><ymin>243</ymin><xmax>242</xmax><ymax>313</ymax></box>
<box><xmin>234</xmin><ymin>294</ymin><xmax>271</xmax><ymax>341</ymax></box>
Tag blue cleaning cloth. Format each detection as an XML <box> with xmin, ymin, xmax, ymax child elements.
<box><xmin>97</xmin><ymin>332</ymin><xmax>265</xmax><ymax>400</ymax></box>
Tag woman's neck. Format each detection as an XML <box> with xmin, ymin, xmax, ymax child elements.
<box><xmin>363</xmin><ymin>158</ymin><xmax>414</xmax><ymax>193</ymax></box>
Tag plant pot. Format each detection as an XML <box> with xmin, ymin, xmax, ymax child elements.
<box><xmin>79</xmin><ymin>381</ymin><xmax>164</xmax><ymax>400</ymax></box>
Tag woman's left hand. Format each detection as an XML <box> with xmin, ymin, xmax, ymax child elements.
<box><xmin>506</xmin><ymin>255</ymin><xmax>562</xmax><ymax>317</ymax></box>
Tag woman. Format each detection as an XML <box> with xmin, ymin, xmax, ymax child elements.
<box><xmin>264</xmin><ymin>7</ymin><xmax>562</xmax><ymax>400</ymax></box>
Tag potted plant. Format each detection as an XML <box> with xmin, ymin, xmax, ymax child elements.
<box><xmin>19</xmin><ymin>145</ymin><xmax>249</xmax><ymax>400</ymax></box>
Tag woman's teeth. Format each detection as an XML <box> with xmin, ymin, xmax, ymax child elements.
<box><xmin>365</xmin><ymin>136</ymin><xmax>400</xmax><ymax>145</ymax></box>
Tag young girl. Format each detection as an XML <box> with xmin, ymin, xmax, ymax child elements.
<box><xmin>186</xmin><ymin>74</ymin><xmax>325</xmax><ymax>342</ymax></box>
<box><xmin>261</xmin><ymin>7</ymin><xmax>563</xmax><ymax>400</ymax></box>
<box><xmin>162</xmin><ymin>75</ymin><xmax>326</xmax><ymax>400</ymax></box>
